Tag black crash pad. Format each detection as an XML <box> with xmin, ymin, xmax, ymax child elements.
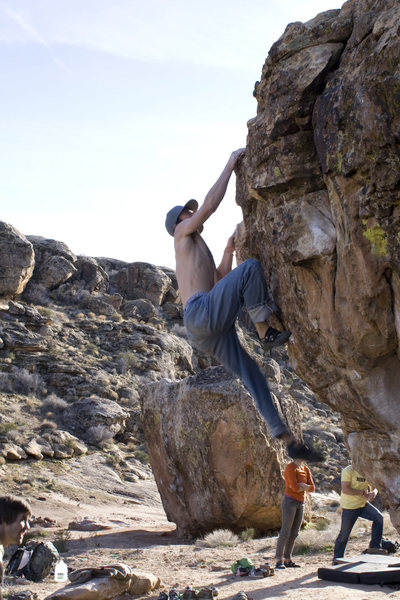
<box><xmin>335</xmin><ymin>554</ymin><xmax>400</xmax><ymax>566</ymax></box>
<box><xmin>318</xmin><ymin>555</ymin><xmax>400</xmax><ymax>586</ymax></box>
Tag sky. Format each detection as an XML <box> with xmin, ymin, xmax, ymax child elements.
<box><xmin>1</xmin><ymin>0</ymin><xmax>343</xmax><ymax>269</ymax></box>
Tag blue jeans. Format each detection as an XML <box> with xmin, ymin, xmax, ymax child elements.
<box><xmin>183</xmin><ymin>258</ymin><xmax>288</xmax><ymax>437</ymax></box>
<box><xmin>333</xmin><ymin>502</ymin><xmax>384</xmax><ymax>559</ymax></box>
<box><xmin>275</xmin><ymin>495</ymin><xmax>304</xmax><ymax>561</ymax></box>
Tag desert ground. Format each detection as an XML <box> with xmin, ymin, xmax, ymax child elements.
<box><xmin>2</xmin><ymin>455</ymin><xmax>399</xmax><ymax>600</ymax></box>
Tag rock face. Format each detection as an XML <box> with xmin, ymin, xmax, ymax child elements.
<box><xmin>236</xmin><ymin>0</ymin><xmax>400</xmax><ymax>529</ymax></box>
<box><xmin>0</xmin><ymin>222</ymin><xmax>34</xmax><ymax>298</ymax></box>
<box><xmin>141</xmin><ymin>366</ymin><xmax>302</xmax><ymax>536</ymax></box>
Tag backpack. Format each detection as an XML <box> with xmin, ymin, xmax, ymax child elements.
<box><xmin>381</xmin><ymin>537</ymin><xmax>400</xmax><ymax>554</ymax></box>
<box><xmin>6</xmin><ymin>541</ymin><xmax>59</xmax><ymax>582</ymax></box>
<box><xmin>230</xmin><ymin>557</ymin><xmax>255</xmax><ymax>575</ymax></box>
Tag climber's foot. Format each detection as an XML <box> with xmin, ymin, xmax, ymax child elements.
<box><xmin>263</xmin><ymin>327</ymin><xmax>291</xmax><ymax>350</ymax></box>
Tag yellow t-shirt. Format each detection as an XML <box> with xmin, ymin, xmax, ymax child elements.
<box><xmin>340</xmin><ymin>465</ymin><xmax>369</xmax><ymax>509</ymax></box>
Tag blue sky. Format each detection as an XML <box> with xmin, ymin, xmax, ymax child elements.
<box><xmin>1</xmin><ymin>0</ymin><xmax>343</xmax><ymax>269</ymax></box>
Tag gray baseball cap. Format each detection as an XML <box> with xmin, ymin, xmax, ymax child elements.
<box><xmin>165</xmin><ymin>199</ymin><xmax>198</xmax><ymax>236</ymax></box>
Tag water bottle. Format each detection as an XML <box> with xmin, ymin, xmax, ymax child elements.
<box><xmin>54</xmin><ymin>559</ymin><xmax>68</xmax><ymax>582</ymax></box>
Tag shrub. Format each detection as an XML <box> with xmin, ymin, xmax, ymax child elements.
<box><xmin>42</xmin><ymin>394</ymin><xmax>68</xmax><ymax>412</ymax></box>
<box><xmin>87</xmin><ymin>425</ymin><xmax>114</xmax><ymax>444</ymax></box>
<box><xmin>295</xmin><ymin>543</ymin><xmax>311</xmax><ymax>555</ymax></box>
<box><xmin>0</xmin><ymin>422</ymin><xmax>18</xmax><ymax>435</ymax></box>
<box><xmin>0</xmin><ymin>371</ymin><xmax>15</xmax><ymax>394</ymax></box>
<box><xmin>314</xmin><ymin>517</ymin><xmax>330</xmax><ymax>531</ymax></box>
<box><xmin>53</xmin><ymin>529</ymin><xmax>71</xmax><ymax>553</ymax></box>
<box><xmin>23</xmin><ymin>529</ymin><xmax>49</xmax><ymax>543</ymax></box>
<box><xmin>0</xmin><ymin>367</ymin><xmax>44</xmax><ymax>396</ymax></box>
<box><xmin>84</xmin><ymin>342</ymin><xmax>99</xmax><ymax>356</ymax></box>
<box><xmin>240</xmin><ymin>527</ymin><xmax>256</xmax><ymax>541</ymax></box>
<box><xmin>5</xmin><ymin>428</ymin><xmax>22</xmax><ymax>443</ymax></box>
<box><xmin>39</xmin><ymin>420</ymin><xmax>58</xmax><ymax>431</ymax></box>
<box><xmin>294</xmin><ymin>513</ymin><xmax>340</xmax><ymax>555</ymax></box>
<box><xmin>199</xmin><ymin>529</ymin><xmax>240</xmax><ymax>548</ymax></box>
<box><xmin>37</xmin><ymin>307</ymin><xmax>53</xmax><ymax>319</ymax></box>
<box><xmin>133</xmin><ymin>449</ymin><xmax>150</xmax><ymax>465</ymax></box>
<box><xmin>116</xmin><ymin>352</ymin><xmax>140</xmax><ymax>373</ymax></box>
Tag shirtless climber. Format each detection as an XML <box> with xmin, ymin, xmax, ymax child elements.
<box><xmin>165</xmin><ymin>149</ymin><xmax>324</xmax><ymax>462</ymax></box>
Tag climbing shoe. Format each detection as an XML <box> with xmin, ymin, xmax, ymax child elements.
<box><xmin>263</xmin><ymin>327</ymin><xmax>291</xmax><ymax>350</ymax></box>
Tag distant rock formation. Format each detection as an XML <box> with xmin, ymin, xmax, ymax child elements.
<box><xmin>236</xmin><ymin>0</ymin><xmax>400</xmax><ymax>530</ymax></box>
<box><xmin>141</xmin><ymin>366</ymin><xmax>302</xmax><ymax>536</ymax></box>
<box><xmin>0</xmin><ymin>222</ymin><xmax>34</xmax><ymax>299</ymax></box>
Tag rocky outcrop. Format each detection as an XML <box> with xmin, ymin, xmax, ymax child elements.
<box><xmin>0</xmin><ymin>429</ymin><xmax>87</xmax><ymax>461</ymax></box>
<box><xmin>141</xmin><ymin>366</ymin><xmax>303</xmax><ymax>536</ymax></box>
<box><xmin>109</xmin><ymin>262</ymin><xmax>178</xmax><ymax>306</ymax></box>
<box><xmin>0</xmin><ymin>222</ymin><xmax>34</xmax><ymax>299</ymax></box>
<box><xmin>63</xmin><ymin>396</ymin><xmax>128</xmax><ymax>443</ymax></box>
<box><xmin>72</xmin><ymin>256</ymin><xmax>109</xmax><ymax>293</ymax></box>
<box><xmin>26</xmin><ymin>236</ymin><xmax>77</xmax><ymax>288</ymax></box>
<box><xmin>236</xmin><ymin>0</ymin><xmax>400</xmax><ymax>529</ymax></box>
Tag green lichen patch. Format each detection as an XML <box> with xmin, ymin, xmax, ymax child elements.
<box><xmin>362</xmin><ymin>219</ymin><xmax>388</xmax><ymax>256</ymax></box>
<box><xmin>273</xmin><ymin>166</ymin><xmax>281</xmax><ymax>178</ymax></box>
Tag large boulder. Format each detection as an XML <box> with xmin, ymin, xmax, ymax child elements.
<box><xmin>236</xmin><ymin>0</ymin><xmax>400</xmax><ymax>530</ymax></box>
<box><xmin>140</xmin><ymin>366</ymin><xmax>302</xmax><ymax>536</ymax></box>
<box><xmin>0</xmin><ymin>221</ymin><xmax>34</xmax><ymax>298</ymax></box>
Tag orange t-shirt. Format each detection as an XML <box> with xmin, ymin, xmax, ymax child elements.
<box><xmin>284</xmin><ymin>462</ymin><xmax>315</xmax><ymax>502</ymax></box>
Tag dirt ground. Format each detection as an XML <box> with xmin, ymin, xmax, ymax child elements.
<box><xmin>2</xmin><ymin>457</ymin><xmax>399</xmax><ymax>600</ymax></box>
